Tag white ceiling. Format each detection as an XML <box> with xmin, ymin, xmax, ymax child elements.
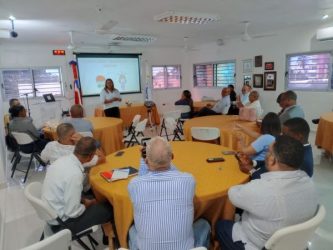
<box><xmin>0</xmin><ymin>0</ymin><xmax>333</xmax><ymax>49</ymax></box>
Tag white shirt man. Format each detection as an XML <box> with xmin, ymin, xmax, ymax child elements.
<box><xmin>215</xmin><ymin>135</ymin><xmax>318</xmax><ymax>250</ymax></box>
<box><xmin>41</xmin><ymin>137</ymin><xmax>113</xmax><ymax>235</ymax></box>
<box><xmin>41</xmin><ymin>140</ymin><xmax>98</xmax><ymax>166</ymax></box>
<box><xmin>42</xmin><ymin>153</ymin><xmax>86</xmax><ymax>224</ymax></box>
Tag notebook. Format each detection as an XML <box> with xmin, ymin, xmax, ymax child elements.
<box><xmin>100</xmin><ymin>166</ymin><xmax>138</xmax><ymax>182</ymax></box>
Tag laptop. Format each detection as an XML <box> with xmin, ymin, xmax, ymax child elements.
<box><xmin>43</xmin><ymin>93</ymin><xmax>55</xmax><ymax>102</ymax></box>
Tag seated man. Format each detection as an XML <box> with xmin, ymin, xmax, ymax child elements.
<box><xmin>279</xmin><ymin>90</ymin><xmax>305</xmax><ymax>124</ymax></box>
<box><xmin>237</xmin><ymin>90</ymin><xmax>263</xmax><ymax>118</ymax></box>
<box><xmin>41</xmin><ymin>123</ymin><xmax>104</xmax><ymax>166</ymax></box>
<box><xmin>8</xmin><ymin>105</ymin><xmax>48</xmax><ymax>152</ymax></box>
<box><xmin>128</xmin><ymin>136</ymin><xmax>211</xmax><ymax>250</ymax></box>
<box><xmin>63</xmin><ymin>104</ymin><xmax>93</xmax><ymax>136</ymax></box>
<box><xmin>216</xmin><ymin>135</ymin><xmax>318</xmax><ymax>250</ymax></box>
<box><xmin>196</xmin><ymin>87</ymin><xmax>230</xmax><ymax>117</ymax></box>
<box><xmin>42</xmin><ymin>137</ymin><xmax>113</xmax><ymax>235</ymax></box>
<box><xmin>237</xmin><ymin>84</ymin><xmax>252</xmax><ymax>106</ymax></box>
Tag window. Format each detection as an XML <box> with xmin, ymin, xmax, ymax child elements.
<box><xmin>194</xmin><ymin>60</ymin><xmax>236</xmax><ymax>87</ymax></box>
<box><xmin>1</xmin><ymin>67</ymin><xmax>63</xmax><ymax>100</ymax></box>
<box><xmin>152</xmin><ymin>65</ymin><xmax>181</xmax><ymax>89</ymax></box>
<box><xmin>286</xmin><ymin>52</ymin><xmax>333</xmax><ymax>91</ymax></box>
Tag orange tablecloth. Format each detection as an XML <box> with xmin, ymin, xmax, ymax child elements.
<box><xmin>89</xmin><ymin>141</ymin><xmax>249</xmax><ymax>248</ymax></box>
<box><xmin>94</xmin><ymin>104</ymin><xmax>160</xmax><ymax>127</ymax></box>
<box><xmin>184</xmin><ymin>115</ymin><xmax>260</xmax><ymax>151</ymax></box>
<box><xmin>193</xmin><ymin>101</ymin><xmax>217</xmax><ymax>112</ymax></box>
<box><xmin>43</xmin><ymin>117</ymin><xmax>124</xmax><ymax>155</ymax></box>
<box><xmin>315</xmin><ymin>112</ymin><xmax>333</xmax><ymax>154</ymax></box>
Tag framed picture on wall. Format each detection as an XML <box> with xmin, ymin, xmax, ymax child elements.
<box><xmin>254</xmin><ymin>55</ymin><xmax>262</xmax><ymax>67</ymax></box>
<box><xmin>253</xmin><ymin>74</ymin><xmax>263</xmax><ymax>88</ymax></box>
<box><xmin>264</xmin><ymin>71</ymin><xmax>277</xmax><ymax>90</ymax></box>
<box><xmin>243</xmin><ymin>75</ymin><xmax>252</xmax><ymax>85</ymax></box>
<box><xmin>243</xmin><ymin>59</ymin><xmax>253</xmax><ymax>73</ymax></box>
<box><xmin>265</xmin><ymin>62</ymin><xmax>274</xmax><ymax>70</ymax></box>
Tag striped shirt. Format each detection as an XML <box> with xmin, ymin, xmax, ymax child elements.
<box><xmin>128</xmin><ymin>162</ymin><xmax>195</xmax><ymax>250</ymax></box>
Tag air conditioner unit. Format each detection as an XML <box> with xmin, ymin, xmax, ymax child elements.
<box><xmin>316</xmin><ymin>27</ymin><xmax>333</xmax><ymax>41</ymax></box>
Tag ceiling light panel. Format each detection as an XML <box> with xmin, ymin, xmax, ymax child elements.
<box><xmin>154</xmin><ymin>11</ymin><xmax>220</xmax><ymax>24</ymax></box>
<box><xmin>110</xmin><ymin>34</ymin><xmax>156</xmax><ymax>43</ymax></box>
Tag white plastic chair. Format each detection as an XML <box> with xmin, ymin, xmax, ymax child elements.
<box><xmin>24</xmin><ymin>182</ymin><xmax>99</xmax><ymax>250</ymax></box>
<box><xmin>164</xmin><ymin>117</ymin><xmax>183</xmax><ymax>141</ymax></box>
<box><xmin>10</xmin><ymin>132</ymin><xmax>43</xmax><ymax>183</ymax></box>
<box><xmin>20</xmin><ymin>229</ymin><xmax>71</xmax><ymax>250</ymax></box>
<box><xmin>191</xmin><ymin>127</ymin><xmax>220</xmax><ymax>144</ymax></box>
<box><xmin>123</xmin><ymin>114</ymin><xmax>141</xmax><ymax>137</ymax></box>
<box><xmin>123</xmin><ymin>118</ymin><xmax>148</xmax><ymax>147</ymax></box>
<box><xmin>160</xmin><ymin>110</ymin><xmax>182</xmax><ymax>140</ymax></box>
<box><xmin>263</xmin><ymin>205</ymin><xmax>326</xmax><ymax>250</ymax></box>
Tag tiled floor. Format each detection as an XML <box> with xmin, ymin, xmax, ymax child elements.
<box><xmin>1</xmin><ymin>131</ymin><xmax>332</xmax><ymax>250</ymax></box>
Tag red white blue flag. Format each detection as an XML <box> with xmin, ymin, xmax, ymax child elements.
<box><xmin>69</xmin><ymin>60</ymin><xmax>82</xmax><ymax>105</ymax></box>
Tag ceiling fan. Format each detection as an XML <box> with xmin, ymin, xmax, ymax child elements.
<box><xmin>241</xmin><ymin>21</ymin><xmax>275</xmax><ymax>41</ymax></box>
<box><xmin>0</xmin><ymin>18</ymin><xmax>18</xmax><ymax>39</ymax></box>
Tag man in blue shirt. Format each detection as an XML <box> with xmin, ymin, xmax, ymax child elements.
<box><xmin>128</xmin><ymin>136</ymin><xmax>210</xmax><ymax>250</ymax></box>
<box><xmin>64</xmin><ymin>104</ymin><xmax>93</xmax><ymax>134</ymax></box>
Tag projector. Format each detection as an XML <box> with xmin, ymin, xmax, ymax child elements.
<box><xmin>10</xmin><ymin>30</ymin><xmax>18</xmax><ymax>38</ymax></box>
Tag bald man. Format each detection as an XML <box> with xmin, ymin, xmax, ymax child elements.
<box><xmin>63</xmin><ymin>104</ymin><xmax>93</xmax><ymax>134</ymax></box>
<box><xmin>238</xmin><ymin>90</ymin><xmax>263</xmax><ymax>118</ymax></box>
<box><xmin>128</xmin><ymin>137</ymin><xmax>210</xmax><ymax>250</ymax></box>
<box><xmin>196</xmin><ymin>87</ymin><xmax>231</xmax><ymax>117</ymax></box>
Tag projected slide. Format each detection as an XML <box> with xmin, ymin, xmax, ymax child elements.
<box><xmin>76</xmin><ymin>54</ymin><xmax>141</xmax><ymax>96</ymax></box>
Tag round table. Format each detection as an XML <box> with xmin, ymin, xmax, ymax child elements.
<box><xmin>43</xmin><ymin>117</ymin><xmax>124</xmax><ymax>155</ymax></box>
<box><xmin>89</xmin><ymin>141</ymin><xmax>249</xmax><ymax>248</ymax></box>
<box><xmin>94</xmin><ymin>103</ymin><xmax>160</xmax><ymax>128</ymax></box>
<box><xmin>315</xmin><ymin>112</ymin><xmax>333</xmax><ymax>154</ymax></box>
<box><xmin>183</xmin><ymin>115</ymin><xmax>260</xmax><ymax>151</ymax></box>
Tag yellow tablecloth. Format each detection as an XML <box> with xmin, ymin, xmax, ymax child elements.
<box><xmin>193</xmin><ymin>101</ymin><xmax>217</xmax><ymax>112</ymax></box>
<box><xmin>183</xmin><ymin>115</ymin><xmax>260</xmax><ymax>151</ymax></box>
<box><xmin>43</xmin><ymin>117</ymin><xmax>124</xmax><ymax>155</ymax></box>
<box><xmin>94</xmin><ymin>104</ymin><xmax>160</xmax><ymax>127</ymax></box>
<box><xmin>89</xmin><ymin>141</ymin><xmax>249</xmax><ymax>248</ymax></box>
<box><xmin>315</xmin><ymin>112</ymin><xmax>333</xmax><ymax>154</ymax></box>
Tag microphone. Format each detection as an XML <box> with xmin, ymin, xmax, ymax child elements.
<box><xmin>34</xmin><ymin>88</ymin><xmax>39</xmax><ymax>92</ymax></box>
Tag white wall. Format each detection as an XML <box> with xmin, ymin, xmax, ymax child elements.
<box><xmin>1</xmin><ymin>24</ymin><xmax>333</xmax><ymax>132</ymax></box>
<box><xmin>185</xmin><ymin>24</ymin><xmax>333</xmax><ymax>131</ymax></box>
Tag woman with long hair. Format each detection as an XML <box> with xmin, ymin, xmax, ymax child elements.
<box><xmin>100</xmin><ymin>78</ymin><xmax>122</xmax><ymax>118</ymax></box>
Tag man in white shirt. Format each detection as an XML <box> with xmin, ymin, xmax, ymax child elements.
<box><xmin>196</xmin><ymin>88</ymin><xmax>231</xmax><ymax>116</ymax></box>
<box><xmin>41</xmin><ymin>123</ymin><xmax>104</xmax><ymax>165</ymax></box>
<box><xmin>215</xmin><ymin>135</ymin><xmax>318</xmax><ymax>250</ymax></box>
<box><xmin>238</xmin><ymin>90</ymin><xmax>263</xmax><ymax>118</ymax></box>
<box><xmin>42</xmin><ymin>137</ymin><xmax>113</xmax><ymax>235</ymax></box>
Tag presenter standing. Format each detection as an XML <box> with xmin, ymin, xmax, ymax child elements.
<box><xmin>100</xmin><ymin>78</ymin><xmax>122</xmax><ymax>118</ymax></box>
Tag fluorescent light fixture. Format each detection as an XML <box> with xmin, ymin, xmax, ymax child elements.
<box><xmin>322</xmin><ymin>14</ymin><xmax>329</xmax><ymax>20</ymax></box>
<box><xmin>154</xmin><ymin>11</ymin><xmax>220</xmax><ymax>24</ymax></box>
<box><xmin>110</xmin><ymin>34</ymin><xmax>156</xmax><ymax>43</ymax></box>
<box><xmin>9</xmin><ymin>15</ymin><xmax>16</xmax><ymax>20</ymax></box>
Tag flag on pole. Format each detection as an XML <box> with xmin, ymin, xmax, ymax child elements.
<box><xmin>69</xmin><ymin>60</ymin><xmax>82</xmax><ymax>105</ymax></box>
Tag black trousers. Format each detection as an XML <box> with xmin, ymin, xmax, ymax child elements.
<box><xmin>104</xmin><ymin>107</ymin><xmax>120</xmax><ymax>118</ymax></box>
<box><xmin>51</xmin><ymin>202</ymin><xmax>113</xmax><ymax>235</ymax></box>
<box><xmin>196</xmin><ymin>107</ymin><xmax>221</xmax><ymax>117</ymax></box>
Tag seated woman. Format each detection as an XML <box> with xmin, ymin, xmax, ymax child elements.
<box><xmin>236</xmin><ymin>112</ymin><xmax>281</xmax><ymax>162</ymax></box>
<box><xmin>8</xmin><ymin>105</ymin><xmax>48</xmax><ymax>153</ymax></box>
<box><xmin>175</xmin><ymin>90</ymin><xmax>193</xmax><ymax>118</ymax></box>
